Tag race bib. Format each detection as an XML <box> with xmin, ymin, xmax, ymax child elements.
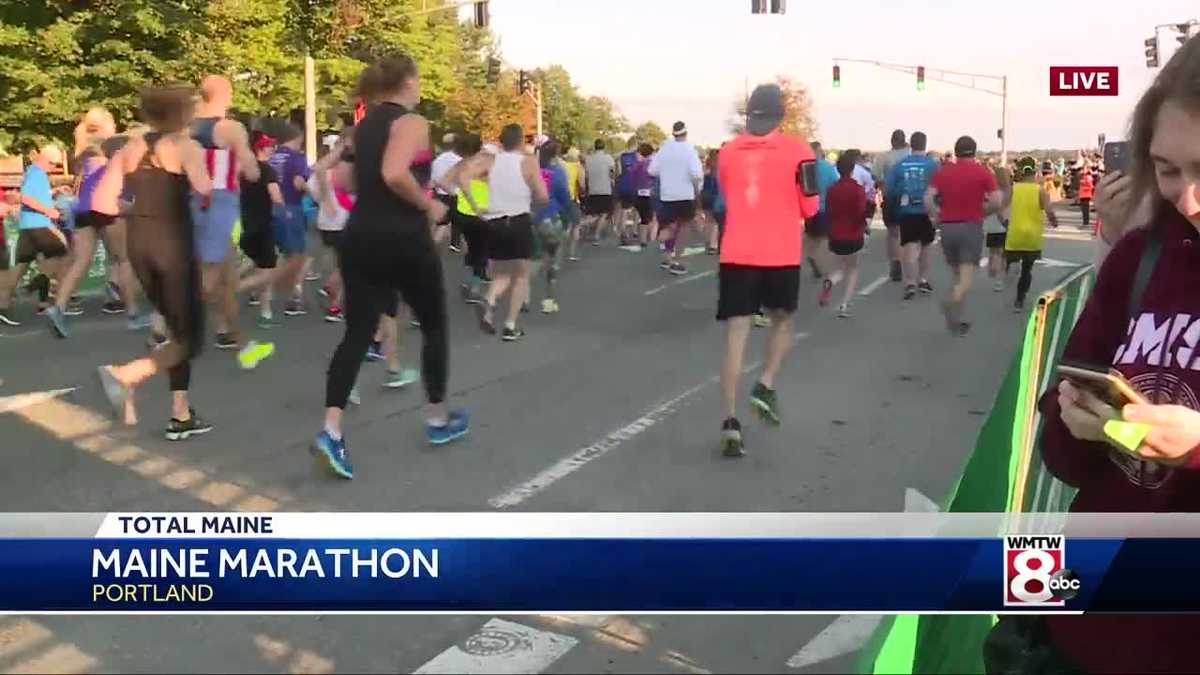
<box><xmin>899</xmin><ymin>194</ymin><xmax>910</xmax><ymax>207</ymax></box>
<box><xmin>637</xmin><ymin>189</ymin><xmax>651</xmax><ymax>197</ymax></box>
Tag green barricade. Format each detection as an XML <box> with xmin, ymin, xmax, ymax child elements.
<box><xmin>858</xmin><ymin>265</ymin><xmax>1095</xmax><ymax>675</ymax></box>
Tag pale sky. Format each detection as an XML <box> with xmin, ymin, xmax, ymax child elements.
<box><xmin>474</xmin><ymin>0</ymin><xmax>1198</xmax><ymax>152</ymax></box>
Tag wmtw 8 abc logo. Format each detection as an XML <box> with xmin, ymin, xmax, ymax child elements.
<box><xmin>1004</xmin><ymin>535</ymin><xmax>1081</xmax><ymax>607</ymax></box>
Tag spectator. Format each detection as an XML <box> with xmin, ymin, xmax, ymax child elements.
<box><xmin>1030</xmin><ymin>35</ymin><xmax>1200</xmax><ymax>675</ymax></box>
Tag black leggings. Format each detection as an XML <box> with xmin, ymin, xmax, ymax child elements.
<box><xmin>127</xmin><ymin>218</ymin><xmax>204</xmax><ymax>392</ymax></box>
<box><xmin>454</xmin><ymin>211</ymin><xmax>488</xmax><ymax>280</ymax></box>
<box><xmin>1007</xmin><ymin>252</ymin><xmax>1039</xmax><ymax>304</ymax></box>
<box><xmin>325</xmin><ymin>233</ymin><xmax>448</xmax><ymax>409</ymax></box>
<box><xmin>1079</xmin><ymin>198</ymin><xmax>1091</xmax><ymax>227</ymax></box>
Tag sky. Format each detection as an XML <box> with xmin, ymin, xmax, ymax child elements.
<box><xmin>472</xmin><ymin>0</ymin><xmax>1199</xmax><ymax>152</ymax></box>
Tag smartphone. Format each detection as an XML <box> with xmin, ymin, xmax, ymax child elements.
<box><xmin>798</xmin><ymin>160</ymin><xmax>819</xmax><ymax>197</ymax></box>
<box><xmin>1103</xmin><ymin>141</ymin><xmax>1131</xmax><ymax>174</ymax></box>
<box><xmin>1057</xmin><ymin>361</ymin><xmax>1148</xmax><ymax>407</ymax></box>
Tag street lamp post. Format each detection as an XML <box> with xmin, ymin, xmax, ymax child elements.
<box><xmin>832</xmin><ymin>58</ymin><xmax>1010</xmax><ymax>165</ymax></box>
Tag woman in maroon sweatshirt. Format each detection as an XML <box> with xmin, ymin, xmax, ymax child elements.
<box><xmin>1038</xmin><ymin>36</ymin><xmax>1200</xmax><ymax>674</ymax></box>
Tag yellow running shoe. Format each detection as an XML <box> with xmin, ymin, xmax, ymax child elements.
<box><xmin>541</xmin><ymin>298</ymin><xmax>560</xmax><ymax>314</ymax></box>
<box><xmin>238</xmin><ymin>340</ymin><xmax>276</xmax><ymax>370</ymax></box>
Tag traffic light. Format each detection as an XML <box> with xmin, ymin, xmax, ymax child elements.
<box><xmin>997</xmin><ymin>128</ymin><xmax>1004</xmax><ymax>140</ymax></box>
<box><xmin>1175</xmin><ymin>23</ymin><xmax>1193</xmax><ymax>46</ymax></box>
<box><xmin>832</xmin><ymin>64</ymin><xmax>841</xmax><ymax>88</ymax></box>
<box><xmin>771</xmin><ymin>0</ymin><xmax>786</xmax><ymax>12</ymax></box>
<box><xmin>916</xmin><ymin>66</ymin><xmax>925</xmax><ymax>91</ymax></box>
<box><xmin>485</xmin><ymin>56</ymin><xmax>500</xmax><ymax>84</ymax></box>
<box><xmin>473</xmin><ymin>1</ymin><xmax>489</xmax><ymax>28</ymax></box>
<box><xmin>518</xmin><ymin>70</ymin><xmax>531</xmax><ymax>95</ymax></box>
<box><xmin>751</xmin><ymin>0</ymin><xmax>784</xmax><ymax>13</ymax></box>
<box><xmin>751</xmin><ymin>0</ymin><xmax>766</xmax><ymax>13</ymax></box>
<box><xmin>1145</xmin><ymin>36</ymin><xmax>1159</xmax><ymax>68</ymax></box>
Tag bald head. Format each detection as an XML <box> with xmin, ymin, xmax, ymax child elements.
<box><xmin>199</xmin><ymin>75</ymin><xmax>233</xmax><ymax>108</ymax></box>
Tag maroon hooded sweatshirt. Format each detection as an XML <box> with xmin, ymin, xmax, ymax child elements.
<box><xmin>1039</xmin><ymin>206</ymin><xmax>1200</xmax><ymax>673</ymax></box>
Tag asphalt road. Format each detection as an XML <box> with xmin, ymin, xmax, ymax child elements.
<box><xmin>0</xmin><ymin>209</ymin><xmax>1096</xmax><ymax>674</ymax></box>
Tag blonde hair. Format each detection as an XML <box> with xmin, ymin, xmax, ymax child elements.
<box><xmin>73</xmin><ymin>107</ymin><xmax>116</xmax><ymax>157</ymax></box>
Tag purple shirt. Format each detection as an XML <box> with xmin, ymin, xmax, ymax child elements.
<box><xmin>267</xmin><ymin>147</ymin><xmax>311</xmax><ymax>205</ymax></box>
<box><xmin>631</xmin><ymin>157</ymin><xmax>654</xmax><ymax>195</ymax></box>
<box><xmin>74</xmin><ymin>157</ymin><xmax>107</xmax><ymax>215</ymax></box>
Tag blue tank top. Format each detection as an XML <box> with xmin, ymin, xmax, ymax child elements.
<box><xmin>617</xmin><ymin>151</ymin><xmax>638</xmax><ymax>195</ymax></box>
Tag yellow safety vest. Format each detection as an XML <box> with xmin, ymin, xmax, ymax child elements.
<box><xmin>456</xmin><ymin>179</ymin><xmax>489</xmax><ymax>217</ymax></box>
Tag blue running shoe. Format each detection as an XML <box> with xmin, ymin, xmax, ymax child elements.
<box><xmin>46</xmin><ymin>305</ymin><xmax>69</xmax><ymax>338</ymax></box>
<box><xmin>426</xmin><ymin>410</ymin><xmax>470</xmax><ymax>446</ymax></box>
<box><xmin>364</xmin><ymin>341</ymin><xmax>385</xmax><ymax>362</ymax></box>
<box><xmin>312</xmin><ymin>430</ymin><xmax>353</xmax><ymax>479</ymax></box>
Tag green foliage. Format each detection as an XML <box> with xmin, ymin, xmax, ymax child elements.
<box><xmin>0</xmin><ymin>0</ymin><xmax>628</xmax><ymax>153</ymax></box>
<box><xmin>632</xmin><ymin>121</ymin><xmax>667</xmax><ymax>147</ymax></box>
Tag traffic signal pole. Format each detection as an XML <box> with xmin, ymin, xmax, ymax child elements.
<box><xmin>832</xmin><ymin>57</ymin><xmax>1010</xmax><ymax>165</ymax></box>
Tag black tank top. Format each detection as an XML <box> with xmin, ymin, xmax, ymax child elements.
<box><xmin>348</xmin><ymin>102</ymin><xmax>427</xmax><ymax>239</ymax></box>
<box><xmin>126</xmin><ymin>133</ymin><xmax>192</xmax><ymax>233</ymax></box>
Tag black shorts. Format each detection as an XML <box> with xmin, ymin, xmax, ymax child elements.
<box><xmin>619</xmin><ymin>193</ymin><xmax>636</xmax><ymax>209</ymax></box>
<box><xmin>881</xmin><ymin>197</ymin><xmax>901</xmax><ymax>227</ymax></box>
<box><xmin>899</xmin><ymin>213</ymin><xmax>936</xmax><ymax>246</ymax></box>
<box><xmin>14</xmin><ymin>228</ymin><xmax>68</xmax><ymax>264</ymax></box>
<box><xmin>829</xmin><ymin>238</ymin><xmax>864</xmax><ymax>256</ymax></box>
<box><xmin>986</xmin><ymin>232</ymin><xmax>1008</xmax><ymax>250</ymax></box>
<box><xmin>239</xmin><ymin>229</ymin><xmax>277</xmax><ymax>269</ymax></box>
<box><xmin>716</xmin><ymin>264</ymin><xmax>801</xmax><ymax>321</ymax></box>
<box><xmin>634</xmin><ymin>196</ymin><xmax>653</xmax><ymax>225</ymax></box>
<box><xmin>584</xmin><ymin>194</ymin><xmax>613</xmax><ymax>216</ymax></box>
<box><xmin>319</xmin><ymin>229</ymin><xmax>346</xmax><ymax>251</ymax></box>
<box><xmin>485</xmin><ymin>214</ymin><xmax>534</xmax><ymax>261</ymax></box>
<box><xmin>436</xmin><ymin>192</ymin><xmax>456</xmax><ymax>225</ymax></box>
<box><xmin>75</xmin><ymin>211</ymin><xmax>118</xmax><ymax>229</ymax></box>
<box><xmin>658</xmin><ymin>200</ymin><xmax>697</xmax><ymax>226</ymax></box>
<box><xmin>0</xmin><ymin>243</ymin><xmax>8</xmax><ymax>271</ymax></box>
<box><xmin>1005</xmin><ymin>250</ymin><xmax>1041</xmax><ymax>265</ymax></box>
<box><xmin>806</xmin><ymin>210</ymin><xmax>831</xmax><ymax>238</ymax></box>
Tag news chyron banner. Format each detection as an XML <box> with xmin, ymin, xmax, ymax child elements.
<box><xmin>0</xmin><ymin>512</ymin><xmax>1196</xmax><ymax>613</ymax></box>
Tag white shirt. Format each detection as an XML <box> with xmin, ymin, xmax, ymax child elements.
<box><xmin>648</xmin><ymin>138</ymin><xmax>703</xmax><ymax>202</ymax></box>
<box><xmin>431</xmin><ymin>151</ymin><xmax>462</xmax><ymax>195</ymax></box>
<box><xmin>851</xmin><ymin>164</ymin><xmax>877</xmax><ymax>201</ymax></box>
<box><xmin>486</xmin><ymin>152</ymin><xmax>531</xmax><ymax>219</ymax></box>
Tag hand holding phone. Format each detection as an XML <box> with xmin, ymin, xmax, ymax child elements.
<box><xmin>1102</xmin><ymin>141</ymin><xmax>1130</xmax><ymax>175</ymax></box>
<box><xmin>1057</xmin><ymin>362</ymin><xmax>1148</xmax><ymax>408</ymax></box>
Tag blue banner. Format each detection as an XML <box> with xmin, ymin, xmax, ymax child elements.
<box><xmin>0</xmin><ymin>537</ymin><xmax>1160</xmax><ymax>612</ymax></box>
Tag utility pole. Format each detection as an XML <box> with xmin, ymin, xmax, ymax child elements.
<box><xmin>832</xmin><ymin>58</ymin><xmax>1010</xmax><ymax>165</ymax></box>
<box><xmin>304</xmin><ymin>54</ymin><xmax>317</xmax><ymax>162</ymax></box>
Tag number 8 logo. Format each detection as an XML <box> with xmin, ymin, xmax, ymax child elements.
<box><xmin>1010</xmin><ymin>549</ymin><xmax>1056</xmax><ymax>604</ymax></box>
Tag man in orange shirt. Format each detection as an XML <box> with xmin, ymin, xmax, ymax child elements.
<box><xmin>716</xmin><ymin>84</ymin><xmax>820</xmax><ymax>457</ymax></box>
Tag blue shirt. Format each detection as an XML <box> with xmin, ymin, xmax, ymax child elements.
<box><xmin>19</xmin><ymin>165</ymin><xmax>54</xmax><ymax>230</ymax></box>
<box><xmin>887</xmin><ymin>154</ymin><xmax>940</xmax><ymax>216</ymax></box>
<box><xmin>814</xmin><ymin>157</ymin><xmax>838</xmax><ymax>212</ymax></box>
<box><xmin>267</xmin><ymin>147</ymin><xmax>311</xmax><ymax>206</ymax></box>
<box><xmin>535</xmin><ymin>163</ymin><xmax>572</xmax><ymax>224</ymax></box>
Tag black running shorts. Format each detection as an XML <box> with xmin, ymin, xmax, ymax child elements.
<box><xmin>716</xmin><ymin>264</ymin><xmax>800</xmax><ymax>321</ymax></box>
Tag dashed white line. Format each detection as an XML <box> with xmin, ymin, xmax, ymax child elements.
<box><xmin>488</xmin><ymin>333</ymin><xmax>808</xmax><ymax>509</ymax></box>
<box><xmin>0</xmin><ymin>388</ymin><xmax>77</xmax><ymax>414</ymax></box>
<box><xmin>644</xmin><ymin>270</ymin><xmax>715</xmax><ymax>296</ymax></box>
<box><xmin>856</xmin><ymin>275</ymin><xmax>890</xmax><ymax>297</ymax></box>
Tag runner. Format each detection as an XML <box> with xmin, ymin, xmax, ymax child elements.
<box><xmin>0</xmin><ymin>145</ymin><xmax>69</xmax><ymax>323</ymax></box>
<box><xmin>431</xmin><ymin>133</ymin><xmax>462</xmax><ymax>252</ymax></box>
<box><xmin>715</xmin><ymin>84</ymin><xmax>819</xmax><ymax>457</ymax></box>
<box><xmin>307</xmin><ymin>129</ymin><xmax>356</xmax><ymax>323</ymax></box>
<box><xmin>190</xmin><ymin>75</ymin><xmax>260</xmax><ymax>350</ymax></box>
<box><xmin>457</xmin><ymin>123</ymin><xmax>549</xmax><ymax>341</ymax></box>
<box><xmin>631</xmin><ymin>143</ymin><xmax>656</xmax><ymax>250</ymax></box>
<box><xmin>234</xmin><ymin>131</ymin><xmax>285</xmax><ymax>328</ymax></box>
<box><xmin>90</xmin><ymin>84</ymin><xmax>217</xmax><ymax>438</ymax></box>
<box><xmin>534</xmin><ymin>138</ymin><xmax>572</xmax><ymax>314</ymax></box>
<box><xmin>923</xmin><ymin>135</ymin><xmax>1003</xmax><ymax>336</ymax></box>
<box><xmin>440</xmin><ymin>134</ymin><xmax>488</xmax><ymax>304</ymax></box>
<box><xmin>700</xmin><ymin>149</ymin><xmax>720</xmax><ymax>254</ymax></box>
<box><xmin>1077</xmin><ymin>165</ymin><xmax>1094</xmax><ymax>230</ymax></box>
<box><xmin>805</xmin><ymin>141</ymin><xmax>839</xmax><ymax>281</ymax></box>
<box><xmin>580</xmin><ymin>139</ymin><xmax>615</xmax><ymax>254</ymax></box>
<box><xmin>818</xmin><ymin>153</ymin><xmax>868</xmax><ymax>317</ymax></box>
<box><xmin>615</xmin><ymin>138</ymin><xmax>641</xmax><ymax>245</ymax></box>
<box><xmin>316</xmin><ymin>55</ymin><xmax>470</xmax><ymax>479</ymax></box>
<box><xmin>649</xmin><ymin>121</ymin><xmax>703</xmax><ymax>276</ymax></box>
<box><xmin>267</xmin><ymin>124</ymin><xmax>312</xmax><ymax>318</ymax></box>
<box><xmin>886</xmin><ymin>131</ymin><xmax>940</xmax><ymax>299</ymax></box>
<box><xmin>1004</xmin><ymin>156</ymin><xmax>1059</xmax><ymax>312</ymax></box>
<box><xmin>46</xmin><ymin>132</ymin><xmax>144</xmax><ymax>334</ymax></box>
<box><xmin>873</xmin><ymin>129</ymin><xmax>911</xmax><ymax>282</ymax></box>
<box><xmin>983</xmin><ymin>159</ymin><xmax>1012</xmax><ymax>292</ymax></box>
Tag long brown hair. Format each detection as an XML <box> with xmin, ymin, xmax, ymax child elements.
<box><xmin>1128</xmin><ymin>35</ymin><xmax>1200</xmax><ymax>216</ymax></box>
<box><xmin>138</xmin><ymin>84</ymin><xmax>196</xmax><ymax>134</ymax></box>
<box><xmin>354</xmin><ymin>55</ymin><xmax>418</xmax><ymax>105</ymax></box>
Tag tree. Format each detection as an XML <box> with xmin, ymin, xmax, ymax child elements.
<box><xmin>728</xmin><ymin>76</ymin><xmax>818</xmax><ymax>139</ymax></box>
<box><xmin>633</xmin><ymin>121</ymin><xmax>667</xmax><ymax>147</ymax></box>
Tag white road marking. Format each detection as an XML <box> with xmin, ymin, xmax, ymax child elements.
<box><xmin>1035</xmin><ymin>257</ymin><xmax>1083</xmax><ymax>269</ymax></box>
<box><xmin>618</xmin><ymin>245</ymin><xmax>643</xmax><ymax>252</ymax></box>
<box><xmin>681</xmin><ymin>245</ymin><xmax>708</xmax><ymax>257</ymax></box>
<box><xmin>784</xmin><ymin>488</ymin><xmax>938</xmax><ymax>670</ymax></box>
<box><xmin>0</xmin><ymin>388</ymin><xmax>77</xmax><ymax>414</ymax></box>
<box><xmin>490</xmin><ymin>334</ymin><xmax>808</xmax><ymax>509</ymax></box>
<box><xmin>857</xmin><ymin>275</ymin><xmax>890</xmax><ymax>297</ymax></box>
<box><xmin>644</xmin><ymin>270</ymin><xmax>715</xmax><ymax>296</ymax></box>
<box><xmin>414</xmin><ymin>618</ymin><xmax>578</xmax><ymax>675</ymax></box>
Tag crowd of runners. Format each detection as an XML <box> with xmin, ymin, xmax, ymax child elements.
<box><xmin>0</xmin><ymin>53</ymin><xmax>1092</xmax><ymax>472</ymax></box>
